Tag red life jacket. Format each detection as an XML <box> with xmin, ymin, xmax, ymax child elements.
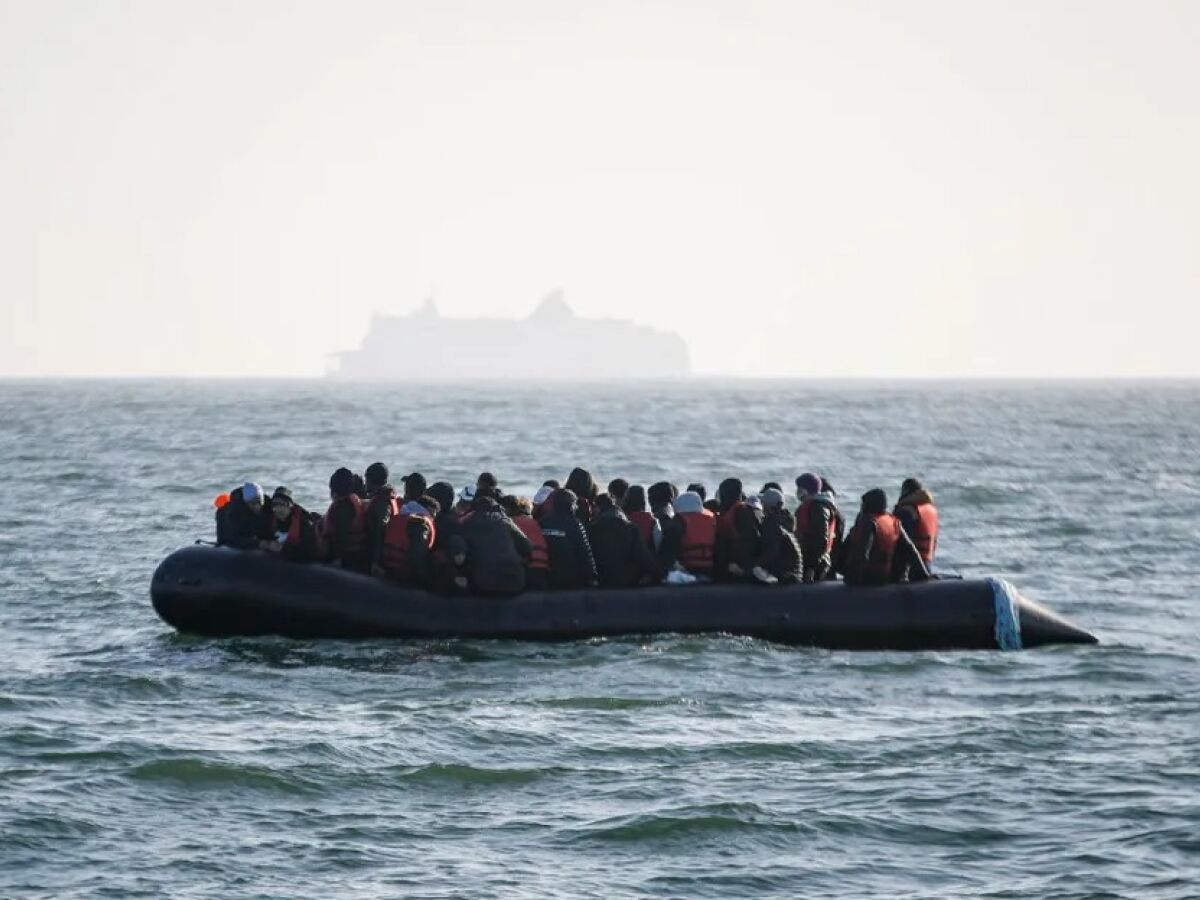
<box><xmin>795</xmin><ymin>499</ymin><xmax>837</xmax><ymax>555</ymax></box>
<box><xmin>678</xmin><ymin>510</ymin><xmax>717</xmax><ymax>575</ymax></box>
<box><xmin>380</xmin><ymin>511</ymin><xmax>436</xmax><ymax>576</ymax></box>
<box><xmin>862</xmin><ymin>512</ymin><xmax>902</xmax><ymax>580</ymax></box>
<box><xmin>282</xmin><ymin>506</ymin><xmax>324</xmax><ymax>557</ymax></box>
<box><xmin>716</xmin><ymin>502</ymin><xmax>748</xmax><ymax>541</ymax></box>
<box><xmin>512</xmin><ymin>515</ymin><xmax>550</xmax><ymax>570</ymax></box>
<box><xmin>627</xmin><ymin>510</ymin><xmax>657</xmax><ymax>548</ymax></box>
<box><xmin>367</xmin><ymin>493</ymin><xmax>400</xmax><ymax>521</ymax></box>
<box><xmin>322</xmin><ymin>494</ymin><xmax>366</xmax><ymax>559</ymax></box>
<box><xmin>906</xmin><ymin>502</ymin><xmax>939</xmax><ymax>564</ymax></box>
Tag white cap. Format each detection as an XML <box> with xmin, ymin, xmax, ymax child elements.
<box><xmin>746</xmin><ymin>494</ymin><xmax>763</xmax><ymax>510</ymax></box>
<box><xmin>458</xmin><ymin>485</ymin><xmax>476</xmax><ymax>503</ymax></box>
<box><xmin>533</xmin><ymin>485</ymin><xmax>554</xmax><ymax>507</ymax></box>
<box><xmin>242</xmin><ymin>482</ymin><xmax>264</xmax><ymax>503</ymax></box>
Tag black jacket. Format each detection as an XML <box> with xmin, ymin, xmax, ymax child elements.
<box><xmin>459</xmin><ymin>499</ymin><xmax>531</xmax><ymax>595</ymax></box>
<box><xmin>216</xmin><ymin>489</ymin><xmax>263</xmax><ymax>550</ymax></box>
<box><xmin>757</xmin><ymin>508</ymin><xmax>802</xmax><ymax>583</ymax></box>
<box><xmin>364</xmin><ymin>486</ymin><xmax>397</xmax><ymax>571</ymax></box>
<box><xmin>653</xmin><ymin>507</ymin><xmax>685</xmax><ymax>572</ymax></box>
<box><xmin>540</xmin><ymin>501</ymin><xmax>599</xmax><ymax>589</ymax></box>
<box><xmin>796</xmin><ymin>496</ymin><xmax>840</xmax><ymax>582</ymax></box>
<box><xmin>588</xmin><ymin>507</ymin><xmax>661</xmax><ymax>588</ymax></box>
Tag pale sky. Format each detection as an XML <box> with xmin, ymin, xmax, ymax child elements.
<box><xmin>1</xmin><ymin>0</ymin><xmax>1197</xmax><ymax>377</ymax></box>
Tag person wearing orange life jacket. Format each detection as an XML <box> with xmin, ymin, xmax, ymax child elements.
<box><xmin>894</xmin><ymin>477</ymin><xmax>940</xmax><ymax>567</ymax></box>
<box><xmin>671</xmin><ymin>491</ymin><xmax>716</xmax><ymax>579</ymax></box>
<box><xmin>842</xmin><ymin>489</ymin><xmax>929</xmax><ymax>586</ymax></box>
<box><xmin>621</xmin><ymin>485</ymin><xmax>662</xmax><ymax>552</ymax></box>
<box><xmin>361</xmin><ymin>462</ymin><xmax>399</xmax><ymax>576</ymax></box>
<box><xmin>262</xmin><ymin>486</ymin><xmax>322</xmax><ymax>563</ymax></box>
<box><xmin>322</xmin><ymin>467</ymin><xmax>369</xmax><ymax>571</ymax></box>
<box><xmin>502</xmin><ymin>495</ymin><xmax>551</xmax><ymax>590</ymax></box>
<box><xmin>793</xmin><ymin>472</ymin><xmax>841</xmax><ymax>583</ymax></box>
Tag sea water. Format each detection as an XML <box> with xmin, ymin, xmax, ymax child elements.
<box><xmin>0</xmin><ymin>380</ymin><xmax>1197</xmax><ymax>898</ymax></box>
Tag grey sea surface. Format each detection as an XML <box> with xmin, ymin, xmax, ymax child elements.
<box><xmin>1</xmin><ymin>380</ymin><xmax>1198</xmax><ymax>898</ymax></box>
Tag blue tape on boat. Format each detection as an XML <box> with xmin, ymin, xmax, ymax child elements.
<box><xmin>989</xmin><ymin>578</ymin><xmax>1023</xmax><ymax>651</ymax></box>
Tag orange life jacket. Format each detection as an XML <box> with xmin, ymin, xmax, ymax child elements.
<box><xmin>863</xmin><ymin>512</ymin><xmax>902</xmax><ymax>580</ymax></box>
<box><xmin>627</xmin><ymin>510</ymin><xmax>657</xmax><ymax>548</ymax></box>
<box><xmin>795</xmin><ymin>498</ymin><xmax>837</xmax><ymax>555</ymax></box>
<box><xmin>512</xmin><ymin>515</ymin><xmax>550</xmax><ymax>570</ymax></box>
<box><xmin>322</xmin><ymin>494</ymin><xmax>366</xmax><ymax>560</ymax></box>
<box><xmin>678</xmin><ymin>509</ymin><xmax>717</xmax><ymax>575</ymax></box>
<box><xmin>906</xmin><ymin>502</ymin><xmax>939</xmax><ymax>564</ymax></box>
<box><xmin>380</xmin><ymin>510</ymin><xmax>436</xmax><ymax>576</ymax></box>
<box><xmin>716</xmin><ymin>502</ymin><xmax>747</xmax><ymax>541</ymax></box>
<box><xmin>367</xmin><ymin>493</ymin><xmax>400</xmax><ymax>522</ymax></box>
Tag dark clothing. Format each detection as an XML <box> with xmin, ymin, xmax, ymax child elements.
<box><xmin>365</xmin><ymin>486</ymin><xmax>397</xmax><ymax>571</ymax></box>
<box><xmin>714</xmin><ymin>503</ymin><xmax>763</xmax><ymax>582</ymax></box>
<box><xmin>653</xmin><ymin>507</ymin><xmax>685</xmax><ymax>572</ymax></box>
<box><xmin>269</xmin><ymin>505</ymin><xmax>322</xmax><ymax>563</ymax></box>
<box><xmin>459</xmin><ymin>500</ymin><xmax>531</xmax><ymax>596</ymax></box>
<box><xmin>796</xmin><ymin>496</ymin><xmax>840</xmax><ymax>583</ymax></box>
<box><xmin>540</xmin><ymin>509</ymin><xmax>599</xmax><ymax>589</ymax></box>
<box><xmin>842</xmin><ymin>512</ymin><xmax>930</xmax><ymax>586</ymax></box>
<box><xmin>323</xmin><ymin>495</ymin><xmax>368</xmax><ymax>572</ymax></box>
<box><xmin>757</xmin><ymin>509</ymin><xmax>802</xmax><ymax>583</ymax></box>
<box><xmin>216</xmin><ymin>490</ymin><xmax>263</xmax><ymax>550</ymax></box>
<box><xmin>430</xmin><ymin>511</ymin><xmax>468</xmax><ymax>593</ymax></box>
<box><xmin>587</xmin><ymin>507</ymin><xmax>661</xmax><ymax>588</ymax></box>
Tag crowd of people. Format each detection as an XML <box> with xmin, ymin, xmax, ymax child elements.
<box><xmin>213</xmin><ymin>465</ymin><xmax>940</xmax><ymax>596</ymax></box>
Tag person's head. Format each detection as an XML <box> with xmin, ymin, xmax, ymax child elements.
<box><xmin>428</xmin><ymin>481</ymin><xmax>455</xmax><ymax>515</ymax></box>
<box><xmin>565</xmin><ymin>467</ymin><xmax>598</xmax><ymax>501</ymax></box>
<box><xmin>351</xmin><ymin>473</ymin><xmax>367</xmax><ymax>499</ymax></box>
<box><xmin>455</xmin><ymin>485</ymin><xmax>477</xmax><ymax>513</ymax></box>
<box><xmin>476</xmin><ymin>471</ymin><xmax>499</xmax><ymax>497</ymax></box>
<box><xmin>622</xmin><ymin>484</ymin><xmax>648</xmax><ymax>514</ymax></box>
<box><xmin>673</xmin><ymin>491</ymin><xmax>704</xmax><ymax>514</ymax></box>
<box><xmin>242</xmin><ymin>481</ymin><xmax>265</xmax><ymax>512</ymax></box>
<box><xmin>647</xmin><ymin>481</ymin><xmax>674</xmax><ymax>511</ymax></box>
<box><xmin>329</xmin><ymin>468</ymin><xmax>355</xmax><ymax>499</ymax></box>
<box><xmin>501</xmin><ymin>494</ymin><xmax>532</xmax><ymax>517</ymax></box>
<box><xmin>401</xmin><ymin>472</ymin><xmax>427</xmax><ymax>501</ymax></box>
<box><xmin>551</xmin><ymin>488</ymin><xmax>578</xmax><ymax>515</ymax></box>
<box><xmin>419</xmin><ymin>494</ymin><xmax>442</xmax><ymax>517</ymax></box>
<box><xmin>900</xmin><ymin>477</ymin><xmax>923</xmax><ymax>497</ymax></box>
<box><xmin>543</xmin><ymin>479</ymin><xmax>561</xmax><ymax>490</ymax></box>
<box><xmin>686</xmin><ymin>482</ymin><xmax>707</xmax><ymax>502</ymax></box>
<box><xmin>703</xmin><ymin>498</ymin><xmax>721</xmax><ymax>513</ymax></box>
<box><xmin>595</xmin><ymin>492</ymin><xmax>616</xmax><ymax>513</ymax></box>
<box><xmin>606</xmin><ymin>478</ymin><xmax>629</xmax><ymax>504</ymax></box>
<box><xmin>532</xmin><ymin>484</ymin><xmax>554</xmax><ymax>510</ymax></box>
<box><xmin>365</xmin><ymin>462</ymin><xmax>389</xmax><ymax>491</ymax></box>
<box><xmin>861</xmin><ymin>488</ymin><xmax>888</xmax><ymax>515</ymax></box>
<box><xmin>761</xmin><ymin>481</ymin><xmax>782</xmax><ymax>494</ymax></box>
<box><xmin>270</xmin><ymin>486</ymin><xmax>294</xmax><ymax>522</ymax></box>
<box><xmin>760</xmin><ymin>487</ymin><xmax>785</xmax><ymax>512</ymax></box>
<box><xmin>795</xmin><ymin>472</ymin><xmax>822</xmax><ymax>501</ymax></box>
<box><xmin>717</xmin><ymin>478</ymin><xmax>744</xmax><ymax>510</ymax></box>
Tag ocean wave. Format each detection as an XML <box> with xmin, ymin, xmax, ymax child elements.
<box><xmin>128</xmin><ymin>758</ymin><xmax>319</xmax><ymax>794</ymax></box>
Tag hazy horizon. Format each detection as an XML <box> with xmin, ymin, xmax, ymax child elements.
<box><xmin>2</xmin><ymin>1</ymin><xmax>1198</xmax><ymax>378</ymax></box>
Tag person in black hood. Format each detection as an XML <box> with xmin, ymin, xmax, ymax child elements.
<box><xmin>714</xmin><ymin>477</ymin><xmax>765</xmax><ymax>582</ymax></box>
<box><xmin>539</xmin><ymin>489</ymin><xmax>599</xmax><ymax>589</ymax></box>
<box><xmin>843</xmin><ymin>489</ymin><xmax>929</xmax><ymax>586</ymax></box>
<box><xmin>426</xmin><ymin>481</ymin><xmax>468</xmax><ymax>592</ymax></box>
<box><xmin>351</xmin><ymin>472</ymin><xmax>368</xmax><ymax>500</ymax></box>
<box><xmin>458</xmin><ymin>495</ymin><xmax>531</xmax><ymax>595</ymax></box>
<box><xmin>588</xmin><ymin>493</ymin><xmax>661</xmax><ymax>588</ymax></box>
<box><xmin>216</xmin><ymin>482</ymin><xmax>271</xmax><ymax>549</ymax></box>
<box><xmin>475</xmin><ymin>471</ymin><xmax>500</xmax><ymax>500</ymax></box>
<box><xmin>755</xmin><ymin>488</ymin><xmax>801</xmax><ymax>583</ymax></box>
<box><xmin>364</xmin><ymin>461</ymin><xmax>397</xmax><ymax>576</ymax></box>
<box><xmin>564</xmin><ymin>467</ymin><xmax>599</xmax><ymax>523</ymax></box>
<box><xmin>323</xmin><ymin>467</ymin><xmax>369</xmax><ymax>571</ymax></box>
<box><xmin>647</xmin><ymin>481</ymin><xmax>684</xmax><ymax>571</ymax></box>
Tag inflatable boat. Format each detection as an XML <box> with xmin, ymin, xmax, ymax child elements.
<box><xmin>150</xmin><ymin>546</ymin><xmax>1097</xmax><ymax>651</ymax></box>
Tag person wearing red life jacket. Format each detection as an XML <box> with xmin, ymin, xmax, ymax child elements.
<box><xmin>893</xmin><ymin>477</ymin><xmax>940</xmax><ymax>567</ymax></box>
<box><xmin>714</xmin><ymin>478</ymin><xmax>774</xmax><ymax>583</ymax></box>
<box><xmin>564</xmin><ymin>467</ymin><xmax>599</xmax><ymax>525</ymax></box>
<box><xmin>842</xmin><ymin>489</ymin><xmax>929</xmax><ymax>586</ymax></box>
<box><xmin>671</xmin><ymin>490</ymin><xmax>717</xmax><ymax>579</ymax></box>
<box><xmin>793</xmin><ymin>472</ymin><xmax>842</xmax><ymax>583</ymax></box>
<box><xmin>621</xmin><ymin>485</ymin><xmax>662</xmax><ymax>553</ymax></box>
<box><xmin>263</xmin><ymin>486</ymin><xmax>322</xmax><ymax>563</ymax></box>
<box><xmin>363</xmin><ymin>461</ymin><xmax>399</xmax><ymax>576</ymax></box>
<box><xmin>322</xmin><ymin>467</ymin><xmax>369</xmax><ymax>571</ymax></box>
<box><xmin>378</xmin><ymin>493</ymin><xmax>437</xmax><ymax>585</ymax></box>
<box><xmin>502</xmin><ymin>495</ymin><xmax>551</xmax><ymax>590</ymax></box>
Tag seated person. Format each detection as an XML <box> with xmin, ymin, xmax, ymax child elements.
<box><xmin>588</xmin><ymin>493</ymin><xmax>661</xmax><ymax>588</ymax></box>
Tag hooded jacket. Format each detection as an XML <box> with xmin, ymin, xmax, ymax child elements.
<box><xmin>795</xmin><ymin>492</ymin><xmax>841</xmax><ymax>582</ymax></box>
<box><xmin>588</xmin><ymin>505</ymin><xmax>661</xmax><ymax>588</ymax></box>
<box><xmin>539</xmin><ymin>490</ymin><xmax>599</xmax><ymax>589</ymax></box>
<box><xmin>756</xmin><ymin>506</ymin><xmax>802</xmax><ymax>583</ymax></box>
<box><xmin>894</xmin><ymin>487</ymin><xmax>939</xmax><ymax>564</ymax></box>
<box><xmin>714</xmin><ymin>480</ymin><xmax>763</xmax><ymax>581</ymax></box>
<box><xmin>458</xmin><ymin>497</ymin><xmax>531</xmax><ymax>595</ymax></box>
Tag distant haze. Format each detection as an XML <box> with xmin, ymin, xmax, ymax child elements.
<box><xmin>1</xmin><ymin>1</ymin><xmax>1197</xmax><ymax>378</ymax></box>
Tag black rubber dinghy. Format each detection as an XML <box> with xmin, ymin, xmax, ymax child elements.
<box><xmin>151</xmin><ymin>546</ymin><xmax>1097</xmax><ymax>651</ymax></box>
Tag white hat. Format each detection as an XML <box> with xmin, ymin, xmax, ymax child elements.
<box><xmin>458</xmin><ymin>485</ymin><xmax>476</xmax><ymax>503</ymax></box>
<box><xmin>532</xmin><ymin>485</ymin><xmax>554</xmax><ymax>507</ymax></box>
<box><xmin>242</xmin><ymin>482</ymin><xmax>264</xmax><ymax>503</ymax></box>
